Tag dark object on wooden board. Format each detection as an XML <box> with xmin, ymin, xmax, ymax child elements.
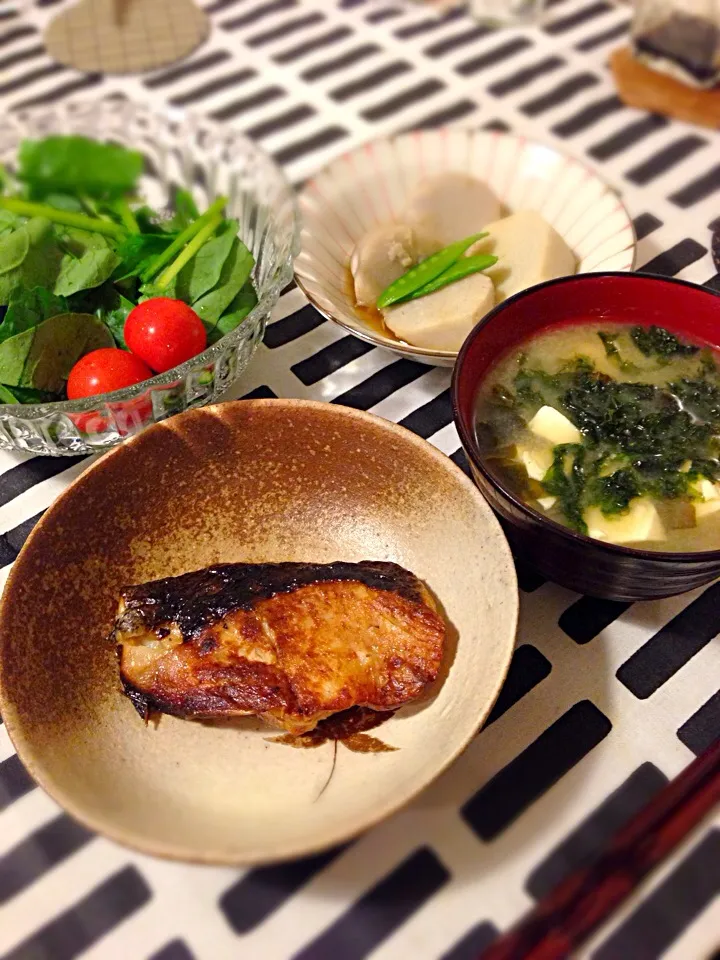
<box><xmin>634</xmin><ymin>11</ymin><xmax>720</xmax><ymax>88</ymax></box>
<box><xmin>611</xmin><ymin>47</ymin><xmax>720</xmax><ymax>129</ymax></box>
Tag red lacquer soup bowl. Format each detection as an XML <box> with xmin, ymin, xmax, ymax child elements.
<box><xmin>452</xmin><ymin>273</ymin><xmax>720</xmax><ymax>601</ymax></box>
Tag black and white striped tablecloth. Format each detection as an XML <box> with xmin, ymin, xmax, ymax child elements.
<box><xmin>1</xmin><ymin>1</ymin><xmax>719</xmax><ymax>958</ymax></box>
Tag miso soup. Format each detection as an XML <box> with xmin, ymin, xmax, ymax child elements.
<box><xmin>475</xmin><ymin>322</ymin><xmax>720</xmax><ymax>552</ymax></box>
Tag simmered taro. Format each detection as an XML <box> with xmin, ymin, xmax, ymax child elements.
<box><xmin>348</xmin><ymin>170</ymin><xmax>576</xmax><ymax>353</ymax></box>
<box><xmin>475</xmin><ymin>322</ymin><xmax>720</xmax><ymax>552</ymax></box>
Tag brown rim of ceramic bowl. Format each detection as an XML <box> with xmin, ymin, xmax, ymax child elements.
<box><xmin>452</xmin><ymin>271</ymin><xmax>720</xmax><ymax>567</ymax></box>
<box><xmin>0</xmin><ymin>399</ymin><xmax>519</xmax><ymax>864</ymax></box>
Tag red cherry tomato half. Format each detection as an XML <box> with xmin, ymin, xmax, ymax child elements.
<box><xmin>124</xmin><ymin>297</ymin><xmax>207</xmax><ymax>374</ymax></box>
<box><xmin>70</xmin><ymin>395</ymin><xmax>154</xmax><ymax>436</ymax></box>
<box><xmin>67</xmin><ymin>348</ymin><xmax>154</xmax><ymax>400</ymax></box>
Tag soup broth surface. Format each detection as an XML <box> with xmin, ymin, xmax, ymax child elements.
<box><xmin>475</xmin><ymin>321</ymin><xmax>720</xmax><ymax>552</ymax></box>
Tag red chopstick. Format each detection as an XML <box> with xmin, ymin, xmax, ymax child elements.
<box><xmin>479</xmin><ymin>737</ymin><xmax>720</xmax><ymax>960</ymax></box>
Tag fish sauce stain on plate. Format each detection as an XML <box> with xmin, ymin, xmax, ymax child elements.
<box><xmin>270</xmin><ymin>707</ymin><xmax>398</xmax><ymax>802</ymax></box>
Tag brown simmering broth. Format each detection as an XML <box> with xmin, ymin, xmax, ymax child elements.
<box><xmin>345</xmin><ymin>267</ymin><xmax>402</xmax><ymax>343</ymax></box>
<box><xmin>475</xmin><ymin>321</ymin><xmax>720</xmax><ymax>552</ymax></box>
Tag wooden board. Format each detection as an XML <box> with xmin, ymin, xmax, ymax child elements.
<box><xmin>611</xmin><ymin>46</ymin><xmax>720</xmax><ymax>130</ymax></box>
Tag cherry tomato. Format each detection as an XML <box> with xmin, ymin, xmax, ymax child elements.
<box><xmin>124</xmin><ymin>297</ymin><xmax>207</xmax><ymax>373</ymax></box>
<box><xmin>70</xmin><ymin>395</ymin><xmax>154</xmax><ymax>436</ymax></box>
<box><xmin>67</xmin><ymin>348</ymin><xmax>153</xmax><ymax>400</ymax></box>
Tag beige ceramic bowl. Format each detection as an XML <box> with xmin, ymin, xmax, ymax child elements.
<box><xmin>295</xmin><ymin>129</ymin><xmax>636</xmax><ymax>367</ymax></box>
<box><xmin>0</xmin><ymin>400</ymin><xmax>518</xmax><ymax>864</ymax></box>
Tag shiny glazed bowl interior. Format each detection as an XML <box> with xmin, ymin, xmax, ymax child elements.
<box><xmin>0</xmin><ymin>99</ymin><xmax>299</xmax><ymax>456</ymax></box>
<box><xmin>0</xmin><ymin>400</ymin><xmax>518</xmax><ymax>864</ymax></box>
<box><xmin>452</xmin><ymin>272</ymin><xmax>720</xmax><ymax>601</ymax></box>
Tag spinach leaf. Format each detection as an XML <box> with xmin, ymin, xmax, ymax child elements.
<box><xmin>140</xmin><ymin>189</ymin><xmax>200</xmax><ymax>235</ymax></box>
<box><xmin>99</xmin><ymin>291</ymin><xmax>134</xmax><ymax>349</ymax></box>
<box><xmin>18</xmin><ymin>135</ymin><xmax>143</xmax><ymax>199</ymax></box>
<box><xmin>13</xmin><ymin>385</ymin><xmax>59</xmax><ymax>402</ymax></box>
<box><xmin>631</xmin><ymin>325</ymin><xmax>699</xmax><ymax>361</ymax></box>
<box><xmin>0</xmin><ymin>383</ymin><xmax>58</xmax><ymax>404</ymax></box>
<box><xmin>140</xmin><ymin>276</ymin><xmax>175</xmax><ymax>300</ymax></box>
<box><xmin>0</xmin><ymin>217</ymin><xmax>62</xmax><ymax>304</ymax></box>
<box><xmin>69</xmin><ymin>282</ymin><xmax>135</xmax><ymax>348</ymax></box>
<box><xmin>165</xmin><ymin>188</ymin><xmax>199</xmax><ymax>231</ymax></box>
<box><xmin>190</xmin><ymin>236</ymin><xmax>254</xmax><ymax>326</ymax></box>
<box><xmin>174</xmin><ymin>219</ymin><xmax>238</xmax><ymax>304</ymax></box>
<box><xmin>0</xmin><ymin>312</ymin><xmax>113</xmax><ymax>391</ymax></box>
<box><xmin>0</xmin><ymin>286</ymin><xmax>68</xmax><ymax>344</ymax></box>
<box><xmin>54</xmin><ymin>226</ymin><xmax>121</xmax><ymax>296</ymax></box>
<box><xmin>207</xmin><ymin>280</ymin><xmax>258</xmax><ymax>344</ymax></box>
<box><xmin>113</xmin><ymin>232</ymin><xmax>176</xmax><ymax>281</ymax></box>
<box><xmin>0</xmin><ymin>219</ymin><xmax>31</xmax><ymax>273</ymax></box>
<box><xmin>0</xmin><ymin>209</ymin><xmax>17</xmax><ymax>237</ymax></box>
<box><xmin>42</xmin><ymin>192</ymin><xmax>85</xmax><ymax>213</ymax></box>
<box><xmin>134</xmin><ymin>205</ymin><xmax>176</xmax><ymax>234</ymax></box>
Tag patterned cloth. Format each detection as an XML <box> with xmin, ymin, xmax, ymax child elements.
<box><xmin>0</xmin><ymin>1</ymin><xmax>719</xmax><ymax>958</ymax></box>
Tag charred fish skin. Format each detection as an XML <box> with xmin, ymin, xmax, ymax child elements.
<box><xmin>119</xmin><ymin>679</ymin><xmax>153</xmax><ymax>721</ymax></box>
<box><xmin>115</xmin><ymin>561</ymin><xmax>432</xmax><ymax>640</ymax></box>
<box><xmin>113</xmin><ymin>561</ymin><xmax>446</xmax><ymax>733</ymax></box>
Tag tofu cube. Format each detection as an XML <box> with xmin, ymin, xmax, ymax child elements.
<box><xmin>695</xmin><ymin>479</ymin><xmax>720</xmax><ymax>501</ymax></box>
<box><xmin>517</xmin><ymin>445</ymin><xmax>554</xmax><ymax>481</ymax></box>
<box><xmin>536</xmin><ymin>496</ymin><xmax>557</xmax><ymax>511</ymax></box>
<box><xmin>528</xmin><ymin>406</ymin><xmax>581</xmax><ymax>445</ymax></box>
<box><xmin>585</xmin><ymin>499</ymin><xmax>666</xmax><ymax>545</ymax></box>
<box><xmin>466</xmin><ymin>210</ymin><xmax>576</xmax><ymax>302</ymax></box>
<box><xmin>695</xmin><ymin>498</ymin><xmax>720</xmax><ymax>519</ymax></box>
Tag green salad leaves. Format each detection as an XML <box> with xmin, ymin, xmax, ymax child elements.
<box><xmin>0</xmin><ymin>135</ymin><xmax>257</xmax><ymax>402</ymax></box>
<box><xmin>18</xmin><ymin>136</ymin><xmax>144</xmax><ymax>199</ymax></box>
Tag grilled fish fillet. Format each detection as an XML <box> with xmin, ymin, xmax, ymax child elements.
<box><xmin>115</xmin><ymin>561</ymin><xmax>446</xmax><ymax>735</ymax></box>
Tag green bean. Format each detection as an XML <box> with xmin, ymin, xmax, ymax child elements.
<box><xmin>376</xmin><ymin>232</ymin><xmax>487</xmax><ymax>309</ymax></box>
<box><xmin>401</xmin><ymin>253</ymin><xmax>498</xmax><ymax>301</ymax></box>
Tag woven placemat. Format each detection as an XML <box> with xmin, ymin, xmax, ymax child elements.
<box><xmin>44</xmin><ymin>0</ymin><xmax>209</xmax><ymax>74</ymax></box>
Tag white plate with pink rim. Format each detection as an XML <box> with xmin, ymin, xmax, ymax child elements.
<box><xmin>294</xmin><ymin>128</ymin><xmax>637</xmax><ymax>367</ymax></box>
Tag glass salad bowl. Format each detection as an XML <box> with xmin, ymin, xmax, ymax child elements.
<box><xmin>0</xmin><ymin>99</ymin><xmax>299</xmax><ymax>456</ymax></box>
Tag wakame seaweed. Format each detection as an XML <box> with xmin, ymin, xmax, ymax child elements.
<box><xmin>492</xmin><ymin>326</ymin><xmax>720</xmax><ymax>531</ymax></box>
<box><xmin>598</xmin><ymin>331</ymin><xmax>637</xmax><ymax>372</ymax></box>
<box><xmin>630</xmin><ymin>324</ymin><xmax>700</xmax><ymax>361</ymax></box>
<box><xmin>542</xmin><ymin>443</ymin><xmax>588</xmax><ymax>533</ymax></box>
